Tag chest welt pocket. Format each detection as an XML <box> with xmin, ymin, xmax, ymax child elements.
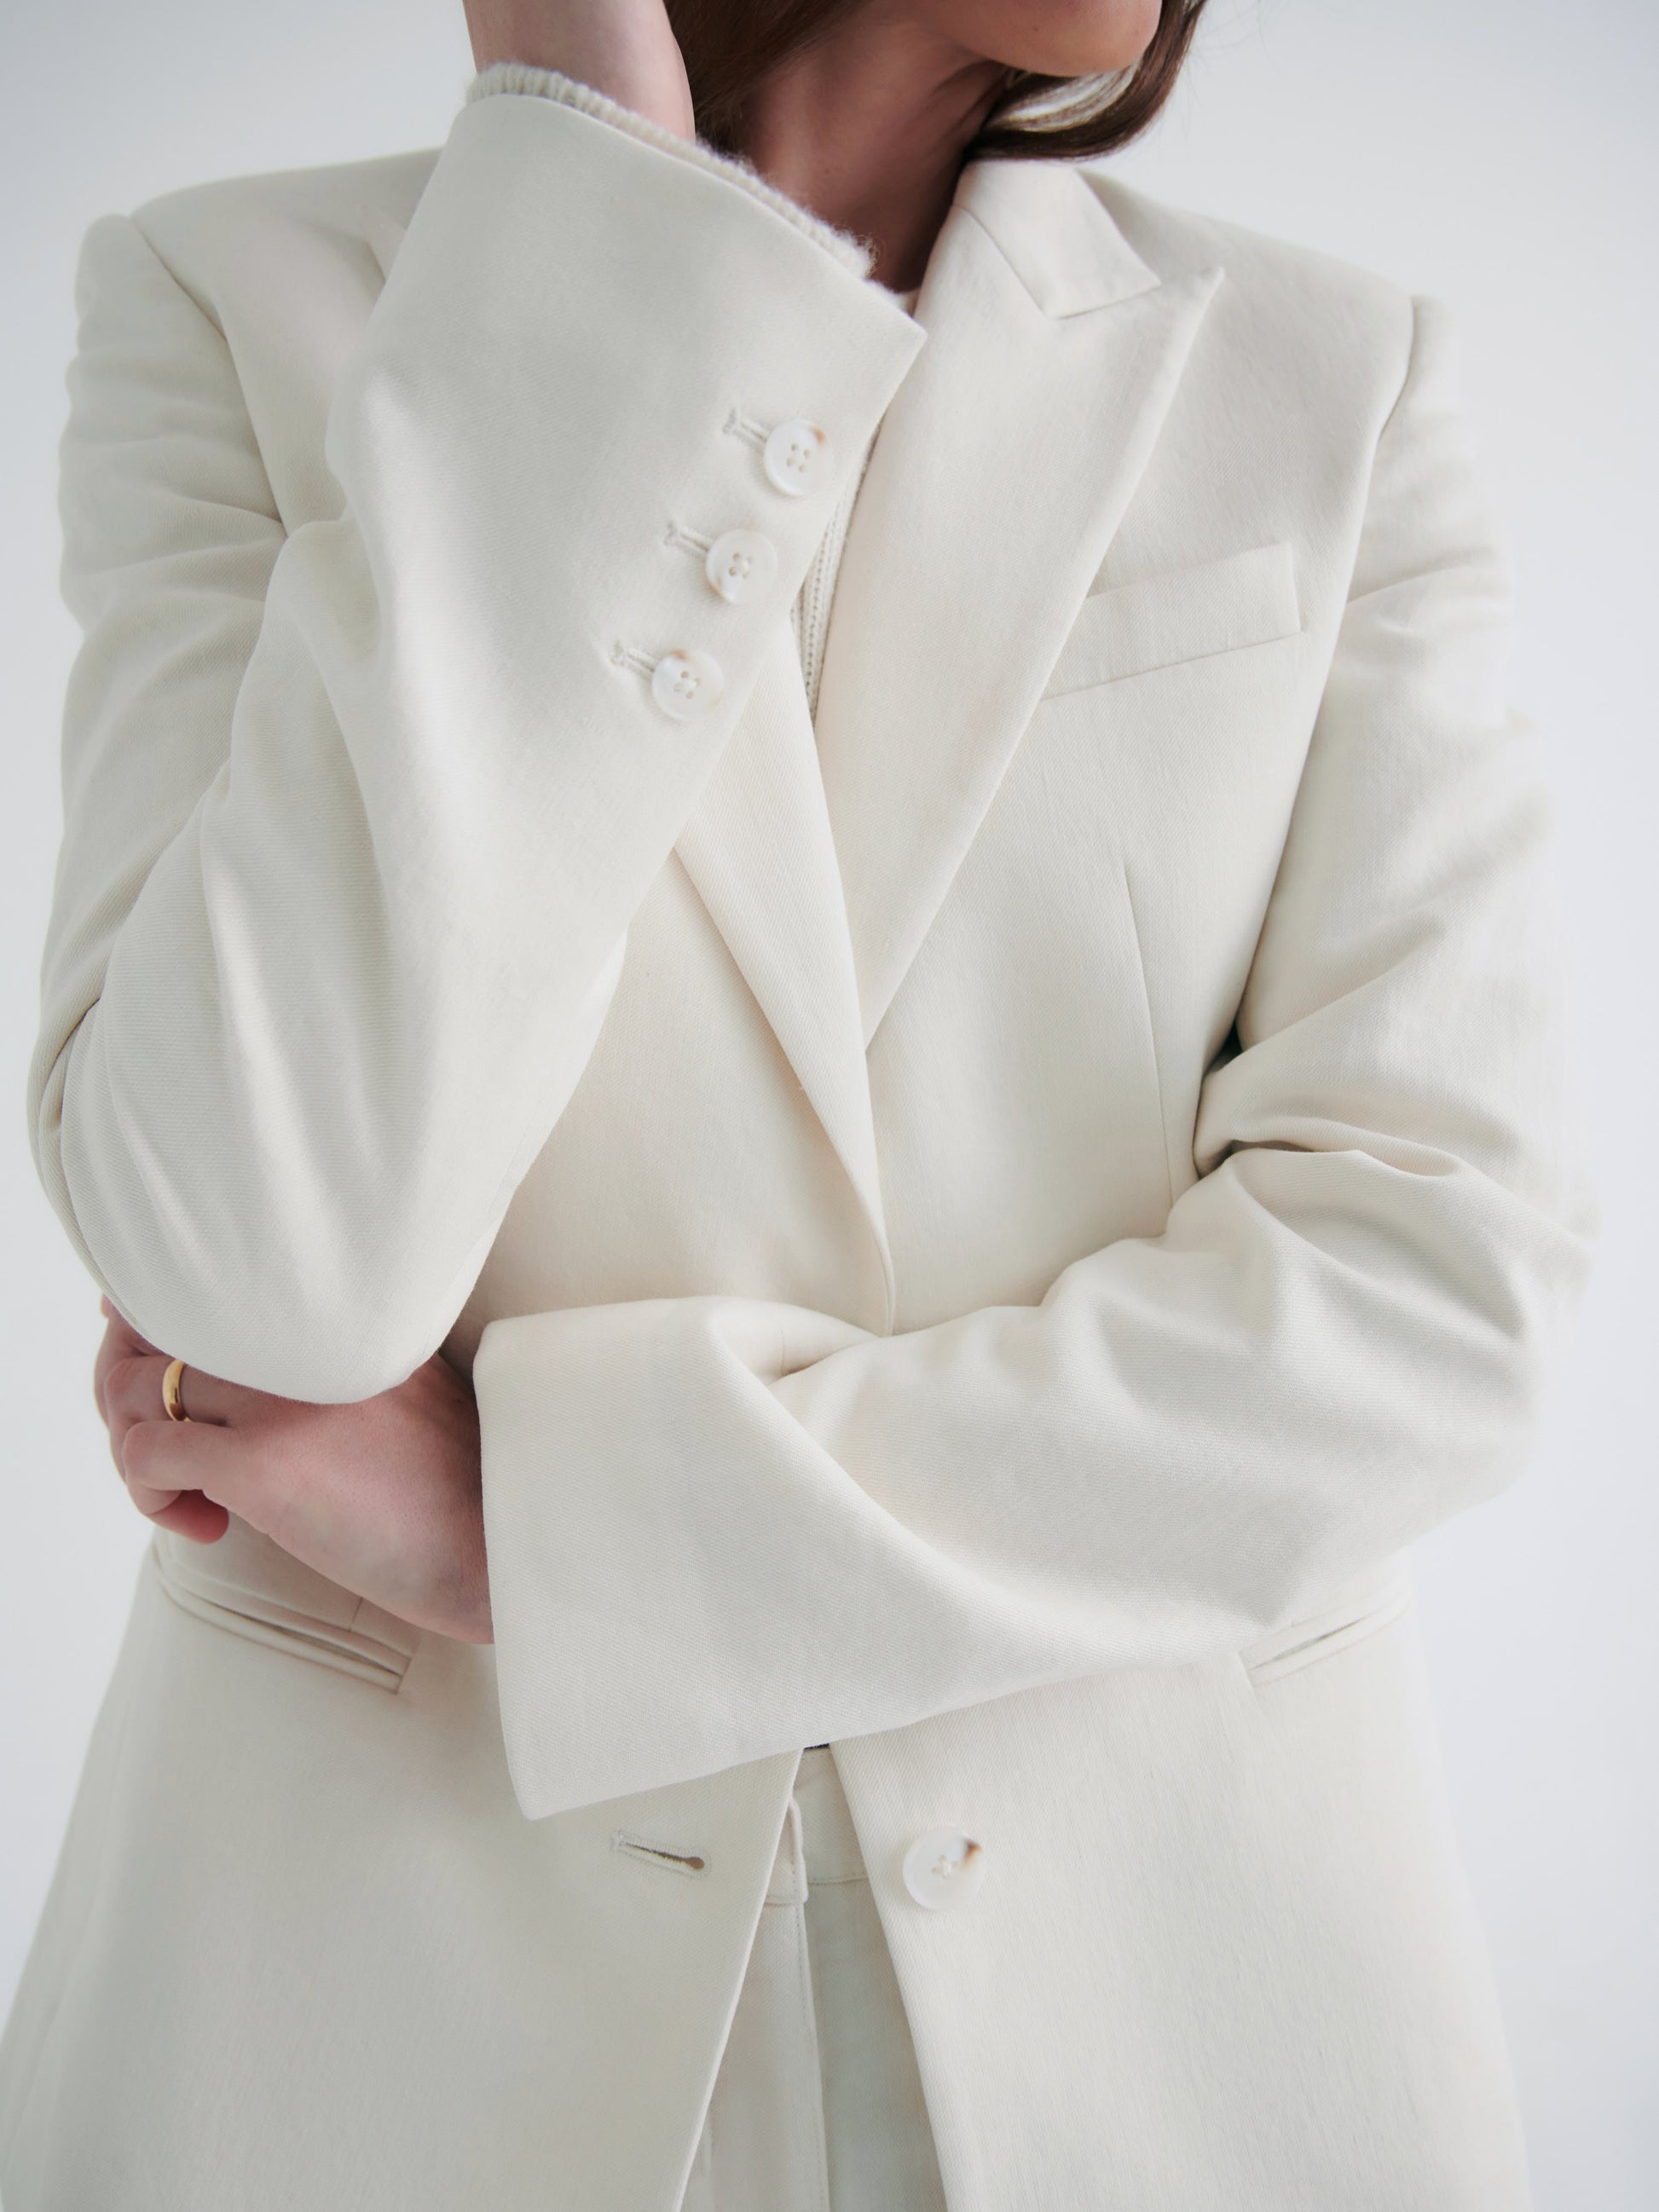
<box><xmin>1042</xmin><ymin>541</ymin><xmax>1302</xmax><ymax>698</ymax></box>
<box><xmin>153</xmin><ymin>1520</ymin><xmax>418</xmax><ymax>1689</ymax></box>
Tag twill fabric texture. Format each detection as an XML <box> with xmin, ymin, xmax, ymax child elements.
<box><xmin>3</xmin><ymin>61</ymin><xmax>1593</xmax><ymax>2212</ymax></box>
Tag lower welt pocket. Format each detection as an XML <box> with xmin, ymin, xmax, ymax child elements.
<box><xmin>152</xmin><ymin>1522</ymin><xmax>417</xmax><ymax>1690</ymax></box>
<box><xmin>1240</xmin><ymin>1556</ymin><xmax>1413</xmax><ymax>1686</ymax></box>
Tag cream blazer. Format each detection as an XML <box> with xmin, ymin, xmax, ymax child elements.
<box><xmin>3</xmin><ymin>67</ymin><xmax>1595</xmax><ymax>2212</ymax></box>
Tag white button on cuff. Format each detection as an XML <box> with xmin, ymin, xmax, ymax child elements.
<box><xmin>705</xmin><ymin>529</ymin><xmax>778</xmax><ymax>604</ymax></box>
<box><xmin>902</xmin><ymin>1828</ymin><xmax>987</xmax><ymax>1911</ymax></box>
<box><xmin>650</xmin><ymin>649</ymin><xmax>725</xmax><ymax>721</ymax></box>
<box><xmin>764</xmin><ymin>418</ymin><xmax>830</xmax><ymax>498</ymax></box>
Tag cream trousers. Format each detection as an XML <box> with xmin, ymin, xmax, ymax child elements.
<box><xmin>679</xmin><ymin>1748</ymin><xmax>949</xmax><ymax>2212</ymax></box>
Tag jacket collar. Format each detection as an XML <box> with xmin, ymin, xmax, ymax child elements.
<box><xmin>810</xmin><ymin>156</ymin><xmax>1223</xmax><ymax>1045</ymax></box>
<box><xmin>958</xmin><ymin>150</ymin><xmax>1165</xmax><ymax>316</ymax></box>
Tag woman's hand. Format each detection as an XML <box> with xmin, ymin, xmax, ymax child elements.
<box><xmin>94</xmin><ymin>1298</ymin><xmax>492</xmax><ymax>1644</ymax></box>
<box><xmin>462</xmin><ymin>0</ymin><xmax>695</xmax><ymax>138</ymax></box>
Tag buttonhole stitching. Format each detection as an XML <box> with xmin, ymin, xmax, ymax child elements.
<box><xmin>612</xmin><ymin>1828</ymin><xmax>710</xmax><ymax>1876</ymax></box>
<box><xmin>722</xmin><ymin>408</ymin><xmax>769</xmax><ymax>449</ymax></box>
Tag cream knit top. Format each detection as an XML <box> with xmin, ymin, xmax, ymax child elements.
<box><xmin>791</xmin><ymin>286</ymin><xmax>920</xmax><ymax>725</ymax></box>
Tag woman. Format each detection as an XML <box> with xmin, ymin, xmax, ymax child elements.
<box><xmin>0</xmin><ymin>0</ymin><xmax>1593</xmax><ymax>2205</ymax></box>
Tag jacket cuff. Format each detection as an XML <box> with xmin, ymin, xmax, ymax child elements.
<box><xmin>466</xmin><ymin>61</ymin><xmax>875</xmax><ymax>279</ymax></box>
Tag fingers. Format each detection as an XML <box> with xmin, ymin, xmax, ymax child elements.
<box><xmin>100</xmin><ymin>1349</ymin><xmax>265</xmax><ymax>1433</ymax></box>
<box><xmin>121</xmin><ymin>1416</ymin><xmax>249</xmax><ymax>1538</ymax></box>
<box><xmin>100</xmin><ymin>1293</ymin><xmax>161</xmax><ymax>1355</ymax></box>
<box><xmin>94</xmin><ymin>1304</ymin><xmax>160</xmax><ymax>1434</ymax></box>
<box><xmin>92</xmin><ymin>1297</ymin><xmax>185</xmax><ymax>1455</ymax></box>
<box><xmin>93</xmin><ymin>1312</ymin><xmax>279</xmax><ymax>1549</ymax></box>
<box><xmin>100</xmin><ymin>1350</ymin><xmax>178</xmax><ymax>1447</ymax></box>
<box><xmin>98</xmin><ymin>1345</ymin><xmax>159</xmax><ymax>1472</ymax></box>
<box><xmin>98</xmin><ymin>1348</ymin><xmax>264</xmax><ymax>1508</ymax></box>
<box><xmin>145</xmin><ymin>1491</ymin><xmax>232</xmax><ymax>1545</ymax></box>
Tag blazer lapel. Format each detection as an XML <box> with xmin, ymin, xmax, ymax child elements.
<box><xmin>673</xmin><ymin>628</ymin><xmax>893</xmax><ymax>1307</ymax></box>
<box><xmin>812</xmin><ymin>159</ymin><xmax>1224</xmax><ymax>1043</ymax></box>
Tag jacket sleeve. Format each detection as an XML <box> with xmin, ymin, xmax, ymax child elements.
<box><xmin>28</xmin><ymin>78</ymin><xmax>924</xmax><ymax>1401</ymax></box>
<box><xmin>473</xmin><ymin>293</ymin><xmax>1598</xmax><ymax>1819</ymax></box>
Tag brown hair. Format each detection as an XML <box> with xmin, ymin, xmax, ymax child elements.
<box><xmin>669</xmin><ymin>0</ymin><xmax>1211</xmax><ymax>166</ymax></box>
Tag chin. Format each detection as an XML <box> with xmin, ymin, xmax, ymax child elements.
<box><xmin>929</xmin><ymin>0</ymin><xmax>1165</xmax><ymax>80</ymax></box>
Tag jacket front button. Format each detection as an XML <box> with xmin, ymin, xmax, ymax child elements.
<box><xmin>902</xmin><ymin>1828</ymin><xmax>987</xmax><ymax>1910</ymax></box>
<box><xmin>704</xmin><ymin>528</ymin><xmax>778</xmax><ymax>603</ymax></box>
<box><xmin>650</xmin><ymin>648</ymin><xmax>725</xmax><ymax>720</ymax></box>
<box><xmin>763</xmin><ymin>418</ymin><xmax>830</xmax><ymax>497</ymax></box>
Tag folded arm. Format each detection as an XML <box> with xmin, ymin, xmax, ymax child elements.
<box><xmin>32</xmin><ymin>79</ymin><xmax>922</xmax><ymax>1402</ymax></box>
<box><xmin>474</xmin><ymin>296</ymin><xmax>1597</xmax><ymax>1816</ymax></box>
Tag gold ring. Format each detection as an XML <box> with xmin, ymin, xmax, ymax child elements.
<box><xmin>161</xmin><ymin>1357</ymin><xmax>192</xmax><ymax>1424</ymax></box>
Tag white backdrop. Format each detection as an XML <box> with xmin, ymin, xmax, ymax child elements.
<box><xmin>2</xmin><ymin>3</ymin><xmax>1653</xmax><ymax>2203</ymax></box>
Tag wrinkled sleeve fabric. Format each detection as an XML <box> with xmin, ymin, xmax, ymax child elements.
<box><xmin>30</xmin><ymin>80</ymin><xmax>924</xmax><ymax>1402</ymax></box>
<box><xmin>475</xmin><ymin>295</ymin><xmax>1597</xmax><ymax>1819</ymax></box>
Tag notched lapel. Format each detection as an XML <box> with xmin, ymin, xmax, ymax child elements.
<box><xmin>812</xmin><ymin>158</ymin><xmax>1224</xmax><ymax>1045</ymax></box>
<box><xmin>673</xmin><ymin>631</ymin><xmax>893</xmax><ymax>1309</ymax></box>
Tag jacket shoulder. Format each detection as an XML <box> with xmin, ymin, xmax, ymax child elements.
<box><xmin>71</xmin><ymin>152</ymin><xmax>443</xmax><ymax>528</ymax></box>
<box><xmin>1088</xmin><ymin>172</ymin><xmax>1414</xmax><ymax>327</ymax></box>
<box><xmin>133</xmin><ymin>145</ymin><xmax>439</xmax><ymax>238</ymax></box>
<box><xmin>115</xmin><ymin>148</ymin><xmax>440</xmax><ymax>315</ymax></box>
<box><xmin>1084</xmin><ymin>171</ymin><xmax>1426</xmax><ymax>448</ymax></box>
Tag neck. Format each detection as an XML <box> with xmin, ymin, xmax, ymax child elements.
<box><xmin>735</xmin><ymin>6</ymin><xmax>1008</xmax><ymax>292</ymax></box>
